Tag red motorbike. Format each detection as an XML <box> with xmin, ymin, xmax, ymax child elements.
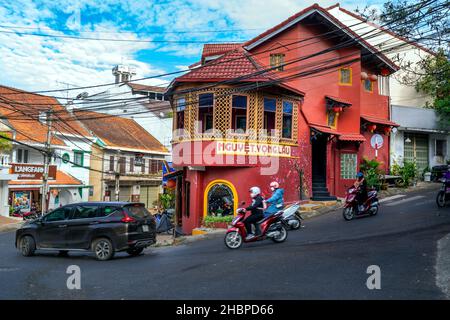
<box><xmin>342</xmin><ymin>186</ymin><xmax>379</xmax><ymax>221</ymax></box>
<box><xmin>224</xmin><ymin>203</ymin><xmax>288</xmax><ymax>249</ymax></box>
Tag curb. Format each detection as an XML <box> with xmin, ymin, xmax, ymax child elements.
<box><xmin>300</xmin><ymin>202</ymin><xmax>343</xmax><ymax>220</ymax></box>
<box><xmin>173</xmin><ymin>229</ymin><xmax>227</xmax><ymax>245</ymax></box>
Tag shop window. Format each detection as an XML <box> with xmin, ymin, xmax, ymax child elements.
<box><xmin>74</xmin><ymin>151</ymin><xmax>83</xmax><ymax>167</ymax></box>
<box><xmin>207</xmin><ymin>183</ymin><xmax>234</xmax><ymax>216</ymax></box>
<box><xmin>363</xmin><ymin>79</ymin><xmax>373</xmax><ymax>92</ymax></box>
<box><xmin>339</xmin><ymin>68</ymin><xmax>352</xmax><ymax>85</ymax></box>
<box><xmin>17</xmin><ymin>149</ymin><xmax>29</xmax><ymax>163</ymax></box>
<box><xmin>340</xmin><ymin>153</ymin><xmax>357</xmax><ymax>179</ymax></box>
<box><xmin>109</xmin><ymin>156</ymin><xmax>115</xmax><ymax>172</ymax></box>
<box><xmin>232</xmin><ymin>95</ymin><xmax>247</xmax><ymax>132</ymax></box>
<box><xmin>436</xmin><ymin>139</ymin><xmax>446</xmax><ymax>157</ymax></box>
<box><xmin>270</xmin><ymin>53</ymin><xmax>285</xmax><ymax>71</ymax></box>
<box><xmin>282</xmin><ymin>101</ymin><xmax>293</xmax><ymax>139</ymax></box>
<box><xmin>176</xmin><ymin>97</ymin><xmax>186</xmax><ymax>130</ymax></box>
<box><xmin>198</xmin><ymin>93</ymin><xmax>214</xmax><ymax>132</ymax></box>
<box><xmin>264</xmin><ymin>97</ymin><xmax>276</xmax><ymax>136</ymax></box>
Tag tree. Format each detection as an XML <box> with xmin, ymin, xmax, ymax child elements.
<box><xmin>0</xmin><ymin>132</ymin><xmax>12</xmax><ymax>153</ymax></box>
<box><xmin>415</xmin><ymin>49</ymin><xmax>450</xmax><ymax>125</ymax></box>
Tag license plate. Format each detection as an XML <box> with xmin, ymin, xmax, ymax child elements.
<box><xmin>142</xmin><ymin>225</ymin><xmax>149</xmax><ymax>232</ymax></box>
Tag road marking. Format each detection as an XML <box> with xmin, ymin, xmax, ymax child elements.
<box><xmin>385</xmin><ymin>195</ymin><xmax>425</xmax><ymax>206</ymax></box>
<box><xmin>379</xmin><ymin>194</ymin><xmax>406</xmax><ymax>203</ymax></box>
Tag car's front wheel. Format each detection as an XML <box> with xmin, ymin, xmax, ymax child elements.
<box><xmin>126</xmin><ymin>247</ymin><xmax>144</xmax><ymax>256</ymax></box>
<box><xmin>92</xmin><ymin>238</ymin><xmax>115</xmax><ymax>261</ymax></box>
<box><xmin>20</xmin><ymin>235</ymin><xmax>36</xmax><ymax>257</ymax></box>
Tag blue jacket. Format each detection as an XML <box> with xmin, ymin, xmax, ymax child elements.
<box><xmin>265</xmin><ymin>188</ymin><xmax>284</xmax><ymax>215</ymax></box>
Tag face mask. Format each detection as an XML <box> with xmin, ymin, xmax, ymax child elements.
<box><xmin>270</xmin><ymin>187</ymin><xmax>275</xmax><ymax>191</ymax></box>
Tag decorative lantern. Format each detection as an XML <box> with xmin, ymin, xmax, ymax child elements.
<box><xmin>166</xmin><ymin>179</ymin><xmax>176</xmax><ymax>189</ymax></box>
<box><xmin>367</xmin><ymin>124</ymin><xmax>377</xmax><ymax>133</ymax></box>
<box><xmin>338</xmin><ymin>107</ymin><xmax>343</xmax><ymax>113</ymax></box>
<box><xmin>380</xmin><ymin>68</ymin><xmax>390</xmax><ymax>76</ymax></box>
<box><xmin>332</xmin><ymin>106</ymin><xmax>341</xmax><ymax>113</ymax></box>
<box><xmin>369</xmin><ymin>74</ymin><xmax>378</xmax><ymax>81</ymax></box>
<box><xmin>361</xmin><ymin>72</ymin><xmax>368</xmax><ymax>80</ymax></box>
<box><xmin>384</xmin><ymin>127</ymin><xmax>392</xmax><ymax>135</ymax></box>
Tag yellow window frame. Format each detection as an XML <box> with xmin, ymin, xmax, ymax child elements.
<box><xmin>363</xmin><ymin>79</ymin><xmax>374</xmax><ymax>93</ymax></box>
<box><xmin>339</xmin><ymin>67</ymin><xmax>352</xmax><ymax>86</ymax></box>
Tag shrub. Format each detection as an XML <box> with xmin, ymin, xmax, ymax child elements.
<box><xmin>202</xmin><ymin>215</ymin><xmax>233</xmax><ymax>228</ymax></box>
<box><xmin>391</xmin><ymin>161</ymin><xmax>418</xmax><ymax>187</ymax></box>
<box><xmin>360</xmin><ymin>157</ymin><xmax>384</xmax><ymax>189</ymax></box>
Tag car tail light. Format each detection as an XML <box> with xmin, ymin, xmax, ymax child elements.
<box><xmin>121</xmin><ymin>212</ymin><xmax>136</xmax><ymax>223</ymax></box>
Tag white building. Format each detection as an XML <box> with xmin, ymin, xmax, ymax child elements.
<box><xmin>72</xmin><ymin>65</ymin><xmax>173</xmax><ymax>158</ymax></box>
<box><xmin>327</xmin><ymin>4</ymin><xmax>449</xmax><ymax>172</ymax></box>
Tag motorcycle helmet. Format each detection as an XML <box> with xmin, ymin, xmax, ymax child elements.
<box><xmin>249</xmin><ymin>186</ymin><xmax>261</xmax><ymax>198</ymax></box>
<box><xmin>269</xmin><ymin>181</ymin><xmax>279</xmax><ymax>189</ymax></box>
<box><xmin>356</xmin><ymin>172</ymin><xmax>364</xmax><ymax>179</ymax></box>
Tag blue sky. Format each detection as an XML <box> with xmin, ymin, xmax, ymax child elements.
<box><xmin>0</xmin><ymin>0</ymin><xmax>384</xmax><ymax>96</ymax></box>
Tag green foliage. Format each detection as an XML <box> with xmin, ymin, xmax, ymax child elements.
<box><xmin>391</xmin><ymin>161</ymin><xmax>418</xmax><ymax>187</ymax></box>
<box><xmin>0</xmin><ymin>132</ymin><xmax>12</xmax><ymax>152</ymax></box>
<box><xmin>415</xmin><ymin>50</ymin><xmax>450</xmax><ymax>126</ymax></box>
<box><xmin>159</xmin><ymin>192</ymin><xmax>175</xmax><ymax>210</ymax></box>
<box><xmin>203</xmin><ymin>215</ymin><xmax>233</xmax><ymax>224</ymax></box>
<box><xmin>360</xmin><ymin>157</ymin><xmax>384</xmax><ymax>189</ymax></box>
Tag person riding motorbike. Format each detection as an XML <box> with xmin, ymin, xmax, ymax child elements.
<box><xmin>354</xmin><ymin>172</ymin><xmax>367</xmax><ymax>212</ymax></box>
<box><xmin>263</xmin><ymin>181</ymin><xmax>284</xmax><ymax>218</ymax></box>
<box><xmin>244</xmin><ymin>186</ymin><xmax>265</xmax><ymax>240</ymax></box>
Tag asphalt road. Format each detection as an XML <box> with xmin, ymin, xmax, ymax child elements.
<box><xmin>1</xmin><ymin>184</ymin><xmax>450</xmax><ymax>300</ymax></box>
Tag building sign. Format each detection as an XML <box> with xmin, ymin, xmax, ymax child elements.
<box><xmin>10</xmin><ymin>164</ymin><xmax>57</xmax><ymax>180</ymax></box>
<box><xmin>134</xmin><ymin>153</ymin><xmax>145</xmax><ymax>166</ymax></box>
<box><xmin>216</xmin><ymin>141</ymin><xmax>291</xmax><ymax>157</ymax></box>
<box><xmin>370</xmin><ymin>134</ymin><xmax>384</xmax><ymax>149</ymax></box>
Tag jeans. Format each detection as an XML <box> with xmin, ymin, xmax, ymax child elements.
<box><xmin>244</xmin><ymin>214</ymin><xmax>264</xmax><ymax>235</ymax></box>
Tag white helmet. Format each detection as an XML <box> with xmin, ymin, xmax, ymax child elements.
<box><xmin>249</xmin><ymin>186</ymin><xmax>261</xmax><ymax>198</ymax></box>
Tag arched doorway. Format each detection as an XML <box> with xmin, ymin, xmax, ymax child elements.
<box><xmin>203</xmin><ymin>180</ymin><xmax>238</xmax><ymax>217</ymax></box>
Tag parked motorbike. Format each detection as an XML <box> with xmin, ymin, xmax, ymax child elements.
<box><xmin>436</xmin><ymin>178</ymin><xmax>450</xmax><ymax>208</ymax></box>
<box><xmin>342</xmin><ymin>186</ymin><xmax>379</xmax><ymax>221</ymax></box>
<box><xmin>224</xmin><ymin>203</ymin><xmax>288</xmax><ymax>249</ymax></box>
<box><xmin>11</xmin><ymin>208</ymin><xmax>38</xmax><ymax>221</ymax></box>
<box><xmin>280</xmin><ymin>202</ymin><xmax>303</xmax><ymax>230</ymax></box>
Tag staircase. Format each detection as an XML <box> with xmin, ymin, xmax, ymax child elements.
<box><xmin>311</xmin><ymin>178</ymin><xmax>337</xmax><ymax>201</ymax></box>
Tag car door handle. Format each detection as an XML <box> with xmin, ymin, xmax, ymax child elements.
<box><xmin>58</xmin><ymin>225</ymin><xmax>67</xmax><ymax>228</ymax></box>
<box><xmin>89</xmin><ymin>221</ymin><xmax>99</xmax><ymax>225</ymax></box>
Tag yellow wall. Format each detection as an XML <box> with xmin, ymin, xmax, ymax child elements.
<box><xmin>89</xmin><ymin>144</ymin><xmax>104</xmax><ymax>201</ymax></box>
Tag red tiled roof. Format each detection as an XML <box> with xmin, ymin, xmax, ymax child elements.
<box><xmin>310</xmin><ymin>124</ymin><xmax>340</xmax><ymax>135</ymax></box>
<box><xmin>10</xmin><ymin>170</ymin><xmax>83</xmax><ymax>186</ymax></box>
<box><xmin>325</xmin><ymin>95</ymin><xmax>352</xmax><ymax>105</ymax></box>
<box><xmin>0</xmin><ymin>85</ymin><xmax>91</xmax><ymax>146</ymax></box>
<box><xmin>74</xmin><ymin>110</ymin><xmax>169</xmax><ymax>153</ymax></box>
<box><xmin>202</xmin><ymin>43</ymin><xmax>242</xmax><ymax>59</ymax></box>
<box><xmin>361</xmin><ymin>115</ymin><xmax>399</xmax><ymax>127</ymax></box>
<box><xmin>243</xmin><ymin>4</ymin><xmax>398</xmax><ymax>71</ymax></box>
<box><xmin>127</xmin><ymin>83</ymin><xmax>166</xmax><ymax>93</ymax></box>
<box><xmin>176</xmin><ymin>47</ymin><xmax>274</xmax><ymax>82</ymax></box>
<box><xmin>338</xmin><ymin>134</ymin><xmax>366</xmax><ymax>142</ymax></box>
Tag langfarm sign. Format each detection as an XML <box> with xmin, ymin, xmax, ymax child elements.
<box><xmin>216</xmin><ymin>141</ymin><xmax>292</xmax><ymax>157</ymax></box>
<box><xmin>10</xmin><ymin>164</ymin><xmax>57</xmax><ymax>180</ymax></box>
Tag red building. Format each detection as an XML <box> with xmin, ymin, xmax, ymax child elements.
<box><xmin>167</xmin><ymin>4</ymin><xmax>399</xmax><ymax>234</ymax></box>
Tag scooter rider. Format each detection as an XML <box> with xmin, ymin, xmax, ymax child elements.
<box><xmin>245</xmin><ymin>187</ymin><xmax>265</xmax><ymax>240</ymax></box>
<box><xmin>354</xmin><ymin>172</ymin><xmax>367</xmax><ymax>212</ymax></box>
<box><xmin>263</xmin><ymin>181</ymin><xmax>284</xmax><ymax>218</ymax></box>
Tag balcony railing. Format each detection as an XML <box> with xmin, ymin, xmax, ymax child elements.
<box><xmin>0</xmin><ymin>154</ymin><xmax>10</xmax><ymax>167</ymax></box>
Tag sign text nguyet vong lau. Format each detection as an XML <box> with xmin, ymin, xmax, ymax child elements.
<box><xmin>216</xmin><ymin>141</ymin><xmax>291</xmax><ymax>157</ymax></box>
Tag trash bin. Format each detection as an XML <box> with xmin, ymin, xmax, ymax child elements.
<box><xmin>424</xmin><ymin>172</ymin><xmax>432</xmax><ymax>182</ymax></box>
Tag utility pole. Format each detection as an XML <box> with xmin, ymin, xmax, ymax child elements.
<box><xmin>41</xmin><ymin>109</ymin><xmax>52</xmax><ymax>215</ymax></box>
<box><xmin>115</xmin><ymin>150</ymin><xmax>121</xmax><ymax>201</ymax></box>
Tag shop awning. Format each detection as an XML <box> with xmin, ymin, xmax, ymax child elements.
<box><xmin>338</xmin><ymin>134</ymin><xmax>366</xmax><ymax>142</ymax></box>
<box><xmin>310</xmin><ymin>124</ymin><xmax>341</xmax><ymax>136</ymax></box>
<box><xmin>163</xmin><ymin>170</ymin><xmax>183</xmax><ymax>180</ymax></box>
<box><xmin>325</xmin><ymin>95</ymin><xmax>352</xmax><ymax>106</ymax></box>
<box><xmin>361</xmin><ymin>115</ymin><xmax>399</xmax><ymax>127</ymax></box>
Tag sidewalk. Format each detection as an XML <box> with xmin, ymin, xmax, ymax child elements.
<box><xmin>0</xmin><ymin>216</ymin><xmax>24</xmax><ymax>233</ymax></box>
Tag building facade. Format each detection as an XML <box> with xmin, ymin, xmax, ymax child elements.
<box><xmin>168</xmin><ymin>4</ymin><xmax>399</xmax><ymax>234</ymax></box>
<box><xmin>74</xmin><ymin>110</ymin><xmax>170</xmax><ymax>210</ymax></box>
<box><xmin>327</xmin><ymin>4</ymin><xmax>448</xmax><ymax>172</ymax></box>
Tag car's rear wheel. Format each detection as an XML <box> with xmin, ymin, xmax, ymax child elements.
<box><xmin>20</xmin><ymin>235</ymin><xmax>36</xmax><ymax>257</ymax></box>
<box><xmin>126</xmin><ymin>247</ymin><xmax>144</xmax><ymax>256</ymax></box>
<box><xmin>92</xmin><ymin>238</ymin><xmax>115</xmax><ymax>261</ymax></box>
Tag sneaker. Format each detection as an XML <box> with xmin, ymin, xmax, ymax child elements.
<box><xmin>245</xmin><ymin>234</ymin><xmax>255</xmax><ymax>240</ymax></box>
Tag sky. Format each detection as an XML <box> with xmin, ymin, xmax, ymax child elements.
<box><xmin>0</xmin><ymin>0</ymin><xmax>384</xmax><ymax>97</ymax></box>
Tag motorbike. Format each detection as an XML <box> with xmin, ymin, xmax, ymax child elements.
<box><xmin>224</xmin><ymin>203</ymin><xmax>288</xmax><ymax>249</ymax></box>
<box><xmin>280</xmin><ymin>202</ymin><xmax>303</xmax><ymax>230</ymax></box>
<box><xmin>11</xmin><ymin>208</ymin><xmax>39</xmax><ymax>221</ymax></box>
<box><xmin>342</xmin><ymin>186</ymin><xmax>379</xmax><ymax>221</ymax></box>
<box><xmin>436</xmin><ymin>178</ymin><xmax>450</xmax><ymax>208</ymax></box>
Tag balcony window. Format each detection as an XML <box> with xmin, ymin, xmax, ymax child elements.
<box><xmin>264</xmin><ymin>98</ymin><xmax>276</xmax><ymax>136</ymax></box>
<box><xmin>198</xmin><ymin>93</ymin><xmax>214</xmax><ymax>133</ymax></box>
<box><xmin>339</xmin><ymin>68</ymin><xmax>352</xmax><ymax>85</ymax></box>
<box><xmin>282</xmin><ymin>101</ymin><xmax>293</xmax><ymax>139</ymax></box>
<box><xmin>74</xmin><ymin>151</ymin><xmax>83</xmax><ymax>167</ymax></box>
<box><xmin>270</xmin><ymin>53</ymin><xmax>285</xmax><ymax>71</ymax></box>
<box><xmin>17</xmin><ymin>149</ymin><xmax>29</xmax><ymax>164</ymax></box>
<box><xmin>363</xmin><ymin>79</ymin><xmax>373</xmax><ymax>92</ymax></box>
<box><xmin>232</xmin><ymin>95</ymin><xmax>247</xmax><ymax>132</ymax></box>
<box><xmin>176</xmin><ymin>97</ymin><xmax>186</xmax><ymax>130</ymax></box>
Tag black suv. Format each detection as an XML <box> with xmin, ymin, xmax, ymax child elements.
<box><xmin>15</xmin><ymin>202</ymin><xmax>157</xmax><ymax>260</ymax></box>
